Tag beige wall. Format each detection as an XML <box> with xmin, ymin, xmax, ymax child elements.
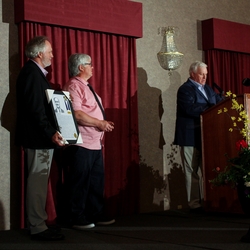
<box><xmin>1</xmin><ymin>0</ymin><xmax>250</xmax><ymax>229</ymax></box>
<box><xmin>0</xmin><ymin>0</ymin><xmax>10</xmax><ymax>230</ymax></box>
<box><xmin>0</xmin><ymin>0</ymin><xmax>19</xmax><ymax>230</ymax></box>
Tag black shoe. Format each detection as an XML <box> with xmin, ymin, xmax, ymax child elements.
<box><xmin>47</xmin><ymin>224</ymin><xmax>61</xmax><ymax>233</ymax></box>
<box><xmin>190</xmin><ymin>207</ymin><xmax>205</xmax><ymax>214</ymax></box>
<box><xmin>31</xmin><ymin>229</ymin><xmax>65</xmax><ymax>241</ymax></box>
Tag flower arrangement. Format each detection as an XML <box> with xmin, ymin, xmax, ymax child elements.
<box><xmin>209</xmin><ymin>91</ymin><xmax>250</xmax><ymax>197</ymax></box>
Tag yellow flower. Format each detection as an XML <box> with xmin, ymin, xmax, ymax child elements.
<box><xmin>240</xmin><ymin>128</ymin><xmax>247</xmax><ymax>138</ymax></box>
<box><xmin>240</xmin><ymin>110</ymin><xmax>247</xmax><ymax>118</ymax></box>
<box><xmin>218</xmin><ymin>91</ymin><xmax>250</xmax><ymax>141</ymax></box>
<box><xmin>231</xmin><ymin>99</ymin><xmax>243</xmax><ymax>111</ymax></box>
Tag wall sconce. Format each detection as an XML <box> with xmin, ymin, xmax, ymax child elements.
<box><xmin>157</xmin><ymin>26</ymin><xmax>184</xmax><ymax>75</ymax></box>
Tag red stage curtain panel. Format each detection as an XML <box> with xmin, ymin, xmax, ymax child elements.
<box><xmin>202</xmin><ymin>18</ymin><xmax>250</xmax><ymax>95</ymax></box>
<box><xmin>18</xmin><ymin>21</ymin><xmax>140</xmax><ymax>227</ymax></box>
<box><xmin>204</xmin><ymin>49</ymin><xmax>250</xmax><ymax>95</ymax></box>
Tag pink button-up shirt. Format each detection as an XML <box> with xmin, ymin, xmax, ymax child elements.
<box><xmin>64</xmin><ymin>76</ymin><xmax>104</xmax><ymax>150</ymax></box>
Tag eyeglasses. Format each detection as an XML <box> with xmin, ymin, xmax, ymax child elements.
<box><xmin>84</xmin><ymin>62</ymin><xmax>92</xmax><ymax>66</ymax></box>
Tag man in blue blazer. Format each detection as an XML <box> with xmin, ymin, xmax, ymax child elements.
<box><xmin>174</xmin><ymin>61</ymin><xmax>223</xmax><ymax>212</ymax></box>
<box><xmin>16</xmin><ymin>36</ymin><xmax>65</xmax><ymax>240</ymax></box>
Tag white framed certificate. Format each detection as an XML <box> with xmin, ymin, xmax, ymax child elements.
<box><xmin>46</xmin><ymin>89</ymin><xmax>82</xmax><ymax>144</ymax></box>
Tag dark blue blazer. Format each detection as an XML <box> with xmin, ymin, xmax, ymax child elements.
<box><xmin>15</xmin><ymin>60</ymin><xmax>57</xmax><ymax>149</ymax></box>
<box><xmin>174</xmin><ymin>79</ymin><xmax>223</xmax><ymax>149</ymax></box>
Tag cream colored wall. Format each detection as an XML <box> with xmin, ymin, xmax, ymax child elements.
<box><xmin>135</xmin><ymin>0</ymin><xmax>250</xmax><ymax>212</ymax></box>
<box><xmin>1</xmin><ymin>0</ymin><xmax>250</xmax><ymax>229</ymax></box>
<box><xmin>0</xmin><ymin>0</ymin><xmax>19</xmax><ymax>230</ymax></box>
<box><xmin>0</xmin><ymin>0</ymin><xmax>10</xmax><ymax>230</ymax></box>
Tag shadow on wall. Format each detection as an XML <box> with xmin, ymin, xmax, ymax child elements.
<box><xmin>137</xmin><ymin>67</ymin><xmax>166</xmax><ymax>213</ymax></box>
<box><xmin>167</xmin><ymin>143</ymin><xmax>188</xmax><ymax>210</ymax></box>
<box><xmin>0</xmin><ymin>200</ymin><xmax>5</xmax><ymax>230</ymax></box>
<box><xmin>1</xmin><ymin>0</ymin><xmax>22</xmax><ymax>230</ymax></box>
<box><xmin>1</xmin><ymin>52</ymin><xmax>22</xmax><ymax>229</ymax></box>
<box><xmin>162</xmin><ymin>70</ymin><xmax>189</xmax><ymax>211</ymax></box>
<box><xmin>139</xmin><ymin>156</ymin><xmax>167</xmax><ymax>212</ymax></box>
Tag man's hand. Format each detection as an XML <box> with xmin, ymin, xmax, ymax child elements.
<box><xmin>52</xmin><ymin>131</ymin><xmax>66</xmax><ymax>146</ymax></box>
<box><xmin>74</xmin><ymin>110</ymin><xmax>114</xmax><ymax>132</ymax></box>
<box><xmin>97</xmin><ymin>121</ymin><xmax>114</xmax><ymax>132</ymax></box>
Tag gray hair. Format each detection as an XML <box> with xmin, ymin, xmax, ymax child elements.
<box><xmin>189</xmin><ymin>61</ymin><xmax>207</xmax><ymax>75</ymax></box>
<box><xmin>68</xmin><ymin>53</ymin><xmax>91</xmax><ymax>77</ymax></box>
<box><xmin>25</xmin><ymin>36</ymin><xmax>49</xmax><ymax>59</ymax></box>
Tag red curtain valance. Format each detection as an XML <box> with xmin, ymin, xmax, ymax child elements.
<box><xmin>202</xmin><ymin>18</ymin><xmax>250</xmax><ymax>54</ymax></box>
<box><xmin>14</xmin><ymin>0</ymin><xmax>142</xmax><ymax>38</ymax></box>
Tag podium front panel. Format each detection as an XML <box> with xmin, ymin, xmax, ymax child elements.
<box><xmin>201</xmin><ymin>95</ymin><xmax>245</xmax><ymax>214</ymax></box>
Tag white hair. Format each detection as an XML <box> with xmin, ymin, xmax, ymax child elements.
<box><xmin>189</xmin><ymin>61</ymin><xmax>207</xmax><ymax>75</ymax></box>
<box><xmin>25</xmin><ymin>36</ymin><xmax>49</xmax><ymax>59</ymax></box>
<box><xmin>68</xmin><ymin>53</ymin><xmax>91</xmax><ymax>77</ymax></box>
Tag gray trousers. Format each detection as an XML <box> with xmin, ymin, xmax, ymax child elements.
<box><xmin>25</xmin><ymin>148</ymin><xmax>54</xmax><ymax>234</ymax></box>
<box><xmin>180</xmin><ymin>146</ymin><xmax>203</xmax><ymax>209</ymax></box>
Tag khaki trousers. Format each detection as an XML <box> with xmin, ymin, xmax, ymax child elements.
<box><xmin>25</xmin><ymin>148</ymin><xmax>54</xmax><ymax>234</ymax></box>
<box><xmin>180</xmin><ymin>146</ymin><xmax>203</xmax><ymax>209</ymax></box>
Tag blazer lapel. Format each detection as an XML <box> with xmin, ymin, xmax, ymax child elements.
<box><xmin>29</xmin><ymin>60</ymin><xmax>51</xmax><ymax>88</ymax></box>
<box><xmin>189</xmin><ymin>81</ymin><xmax>209</xmax><ymax>102</ymax></box>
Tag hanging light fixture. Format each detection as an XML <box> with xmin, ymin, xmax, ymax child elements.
<box><xmin>157</xmin><ymin>26</ymin><xmax>184</xmax><ymax>75</ymax></box>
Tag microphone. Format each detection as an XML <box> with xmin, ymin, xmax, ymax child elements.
<box><xmin>242</xmin><ymin>78</ymin><xmax>250</xmax><ymax>86</ymax></box>
<box><xmin>213</xmin><ymin>82</ymin><xmax>224</xmax><ymax>96</ymax></box>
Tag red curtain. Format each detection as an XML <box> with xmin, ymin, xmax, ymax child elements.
<box><xmin>18</xmin><ymin>21</ymin><xmax>140</xmax><ymax>227</ymax></box>
<box><xmin>205</xmin><ymin>49</ymin><xmax>250</xmax><ymax>95</ymax></box>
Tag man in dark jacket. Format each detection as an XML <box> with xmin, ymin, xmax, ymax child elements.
<box><xmin>174</xmin><ymin>61</ymin><xmax>223</xmax><ymax>212</ymax></box>
<box><xmin>16</xmin><ymin>36</ymin><xmax>65</xmax><ymax>241</ymax></box>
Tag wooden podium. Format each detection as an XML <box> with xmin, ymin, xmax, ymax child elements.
<box><xmin>201</xmin><ymin>94</ymin><xmax>250</xmax><ymax>214</ymax></box>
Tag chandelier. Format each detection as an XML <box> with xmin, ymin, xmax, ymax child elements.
<box><xmin>157</xmin><ymin>27</ymin><xmax>184</xmax><ymax>74</ymax></box>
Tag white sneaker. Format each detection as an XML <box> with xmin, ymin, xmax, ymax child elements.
<box><xmin>72</xmin><ymin>218</ymin><xmax>95</xmax><ymax>230</ymax></box>
<box><xmin>72</xmin><ymin>223</ymin><xmax>95</xmax><ymax>230</ymax></box>
<box><xmin>96</xmin><ymin>217</ymin><xmax>115</xmax><ymax>225</ymax></box>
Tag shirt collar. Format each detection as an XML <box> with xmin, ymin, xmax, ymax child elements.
<box><xmin>189</xmin><ymin>77</ymin><xmax>205</xmax><ymax>89</ymax></box>
<box><xmin>30</xmin><ymin>59</ymin><xmax>48</xmax><ymax>76</ymax></box>
<box><xmin>74</xmin><ymin>76</ymin><xmax>89</xmax><ymax>86</ymax></box>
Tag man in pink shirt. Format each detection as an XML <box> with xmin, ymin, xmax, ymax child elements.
<box><xmin>63</xmin><ymin>53</ymin><xmax>115</xmax><ymax>229</ymax></box>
